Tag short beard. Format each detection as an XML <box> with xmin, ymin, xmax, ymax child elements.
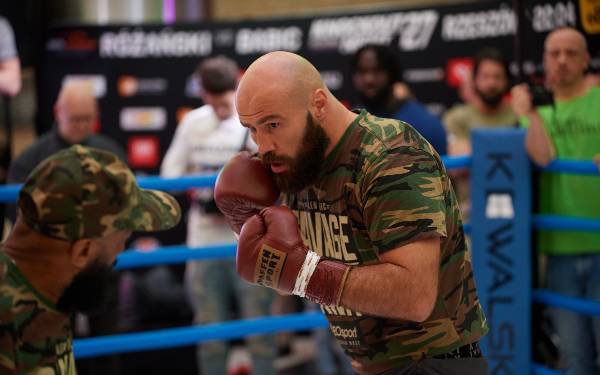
<box><xmin>56</xmin><ymin>258</ymin><xmax>115</xmax><ymax>315</ymax></box>
<box><xmin>262</xmin><ymin>113</ymin><xmax>330</xmax><ymax>193</ymax></box>
<box><xmin>475</xmin><ymin>87</ymin><xmax>504</xmax><ymax>108</ymax></box>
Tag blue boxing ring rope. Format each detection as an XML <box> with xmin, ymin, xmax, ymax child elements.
<box><xmin>0</xmin><ymin>129</ymin><xmax>598</xmax><ymax>373</ymax></box>
<box><xmin>75</xmin><ymin>312</ymin><xmax>330</xmax><ymax>359</ymax></box>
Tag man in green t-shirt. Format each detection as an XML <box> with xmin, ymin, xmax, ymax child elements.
<box><xmin>215</xmin><ymin>51</ymin><xmax>488</xmax><ymax>374</ymax></box>
<box><xmin>0</xmin><ymin>145</ymin><xmax>181</xmax><ymax>374</ymax></box>
<box><xmin>511</xmin><ymin>27</ymin><xmax>600</xmax><ymax>375</ymax></box>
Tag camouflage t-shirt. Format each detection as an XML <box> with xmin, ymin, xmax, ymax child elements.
<box><xmin>0</xmin><ymin>251</ymin><xmax>76</xmax><ymax>374</ymax></box>
<box><xmin>283</xmin><ymin>110</ymin><xmax>488</xmax><ymax>373</ymax></box>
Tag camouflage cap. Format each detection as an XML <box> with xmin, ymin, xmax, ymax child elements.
<box><xmin>18</xmin><ymin>145</ymin><xmax>181</xmax><ymax>241</ymax></box>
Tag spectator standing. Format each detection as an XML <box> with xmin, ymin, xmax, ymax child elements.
<box><xmin>161</xmin><ymin>56</ymin><xmax>275</xmax><ymax>375</ymax></box>
<box><xmin>351</xmin><ymin>44</ymin><xmax>447</xmax><ymax>155</ymax></box>
<box><xmin>443</xmin><ymin>48</ymin><xmax>516</xmax><ymax>156</ymax></box>
<box><xmin>511</xmin><ymin>27</ymin><xmax>600</xmax><ymax>375</ymax></box>
<box><xmin>443</xmin><ymin>48</ymin><xmax>516</xmax><ymax>219</ymax></box>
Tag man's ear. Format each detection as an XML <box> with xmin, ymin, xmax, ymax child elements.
<box><xmin>310</xmin><ymin>88</ymin><xmax>328</xmax><ymax>119</ymax></box>
<box><xmin>70</xmin><ymin>239</ymin><xmax>94</xmax><ymax>270</ymax></box>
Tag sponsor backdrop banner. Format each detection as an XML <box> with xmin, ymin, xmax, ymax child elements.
<box><xmin>39</xmin><ymin>0</ymin><xmax>599</xmax><ymax>172</ymax></box>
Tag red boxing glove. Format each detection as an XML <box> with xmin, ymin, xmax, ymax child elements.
<box><xmin>214</xmin><ymin>151</ymin><xmax>280</xmax><ymax>233</ymax></box>
<box><xmin>237</xmin><ymin>206</ymin><xmax>351</xmax><ymax>306</ymax></box>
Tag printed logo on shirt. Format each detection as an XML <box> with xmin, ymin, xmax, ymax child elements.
<box><xmin>321</xmin><ymin>304</ymin><xmax>363</xmax><ymax>318</ymax></box>
<box><xmin>547</xmin><ymin>116</ymin><xmax>600</xmax><ymax>137</ymax></box>
<box><xmin>120</xmin><ymin>107</ymin><xmax>167</xmax><ymax>131</ymax></box>
<box><xmin>291</xmin><ymin>202</ymin><xmax>360</xmax><ymax>264</ymax></box>
<box><xmin>329</xmin><ymin>322</ymin><xmax>363</xmax><ymax>348</ymax></box>
<box><xmin>128</xmin><ymin>136</ymin><xmax>160</xmax><ymax>169</ymax></box>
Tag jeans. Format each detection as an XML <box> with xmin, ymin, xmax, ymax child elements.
<box><xmin>186</xmin><ymin>209</ymin><xmax>276</xmax><ymax>374</ymax></box>
<box><xmin>186</xmin><ymin>260</ymin><xmax>276</xmax><ymax>375</ymax></box>
<box><xmin>314</xmin><ymin>328</ymin><xmax>355</xmax><ymax>375</ymax></box>
<box><xmin>547</xmin><ymin>254</ymin><xmax>600</xmax><ymax>375</ymax></box>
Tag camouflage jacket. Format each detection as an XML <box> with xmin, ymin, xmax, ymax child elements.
<box><xmin>283</xmin><ymin>110</ymin><xmax>488</xmax><ymax>373</ymax></box>
<box><xmin>0</xmin><ymin>251</ymin><xmax>76</xmax><ymax>374</ymax></box>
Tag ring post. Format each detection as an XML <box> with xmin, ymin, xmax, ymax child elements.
<box><xmin>470</xmin><ymin>128</ymin><xmax>531</xmax><ymax>374</ymax></box>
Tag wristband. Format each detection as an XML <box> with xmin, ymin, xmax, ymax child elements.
<box><xmin>292</xmin><ymin>251</ymin><xmax>321</xmax><ymax>297</ymax></box>
<box><xmin>305</xmin><ymin>260</ymin><xmax>351</xmax><ymax>307</ymax></box>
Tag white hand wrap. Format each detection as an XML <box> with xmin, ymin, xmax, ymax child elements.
<box><xmin>292</xmin><ymin>251</ymin><xmax>321</xmax><ymax>298</ymax></box>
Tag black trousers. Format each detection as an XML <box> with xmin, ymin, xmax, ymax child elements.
<box><xmin>382</xmin><ymin>357</ymin><xmax>488</xmax><ymax>375</ymax></box>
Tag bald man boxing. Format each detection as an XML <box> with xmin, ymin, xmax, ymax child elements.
<box><xmin>215</xmin><ymin>51</ymin><xmax>488</xmax><ymax>375</ymax></box>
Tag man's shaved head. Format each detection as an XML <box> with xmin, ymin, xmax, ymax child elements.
<box><xmin>543</xmin><ymin>27</ymin><xmax>589</xmax><ymax>89</ymax></box>
<box><xmin>54</xmin><ymin>80</ymin><xmax>98</xmax><ymax>145</ymax></box>
<box><xmin>56</xmin><ymin>80</ymin><xmax>96</xmax><ymax>111</ymax></box>
<box><xmin>236</xmin><ymin>51</ymin><xmax>326</xmax><ymax>116</ymax></box>
<box><xmin>545</xmin><ymin>27</ymin><xmax>588</xmax><ymax>53</ymax></box>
